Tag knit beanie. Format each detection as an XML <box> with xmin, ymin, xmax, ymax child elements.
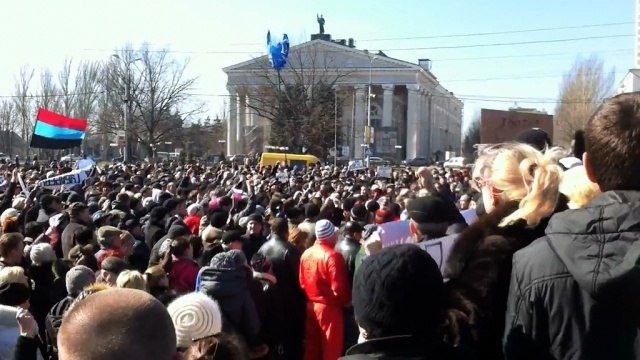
<box><xmin>30</xmin><ymin>243</ymin><xmax>56</xmax><ymax>266</ymax></box>
<box><xmin>66</xmin><ymin>265</ymin><xmax>96</xmax><ymax>297</ymax></box>
<box><xmin>352</xmin><ymin>244</ymin><xmax>444</xmax><ymax>339</ymax></box>
<box><xmin>167</xmin><ymin>292</ymin><xmax>223</xmax><ymax>349</ymax></box>
<box><xmin>209</xmin><ymin>249</ymin><xmax>247</xmax><ymax>269</ymax></box>
<box><xmin>315</xmin><ymin>219</ymin><xmax>336</xmax><ymax>241</ymax></box>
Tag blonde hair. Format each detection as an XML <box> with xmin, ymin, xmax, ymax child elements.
<box><xmin>0</xmin><ymin>266</ymin><xmax>28</xmax><ymax>286</ymax></box>
<box><xmin>559</xmin><ymin>166</ymin><xmax>601</xmax><ymax>209</ymax></box>
<box><xmin>116</xmin><ymin>270</ymin><xmax>147</xmax><ymax>291</ymax></box>
<box><xmin>477</xmin><ymin>143</ymin><xmax>563</xmax><ymax>227</ymax></box>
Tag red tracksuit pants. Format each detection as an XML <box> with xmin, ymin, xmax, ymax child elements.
<box><xmin>303</xmin><ymin>301</ymin><xmax>344</xmax><ymax>360</ymax></box>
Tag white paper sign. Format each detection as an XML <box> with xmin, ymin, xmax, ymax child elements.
<box><xmin>37</xmin><ymin>168</ymin><xmax>91</xmax><ymax>190</ymax></box>
<box><xmin>378</xmin><ymin>220</ymin><xmax>413</xmax><ymax>247</ymax></box>
<box><xmin>377</xmin><ymin>166</ymin><xmax>392</xmax><ymax>178</ymax></box>
<box><xmin>17</xmin><ymin>173</ymin><xmax>29</xmax><ymax>197</ymax></box>
<box><xmin>75</xmin><ymin>158</ymin><xmax>95</xmax><ymax>170</ymax></box>
<box><xmin>349</xmin><ymin>160</ymin><xmax>365</xmax><ymax>171</ymax></box>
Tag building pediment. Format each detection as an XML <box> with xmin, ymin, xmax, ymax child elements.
<box><xmin>223</xmin><ymin>40</ymin><xmax>421</xmax><ymax>73</ymax></box>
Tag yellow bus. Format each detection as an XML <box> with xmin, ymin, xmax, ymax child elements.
<box><xmin>259</xmin><ymin>152</ymin><xmax>321</xmax><ymax>169</ymax></box>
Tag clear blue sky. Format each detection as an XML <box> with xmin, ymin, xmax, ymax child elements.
<box><xmin>1</xmin><ymin>0</ymin><xmax>634</xmax><ymax>128</ymax></box>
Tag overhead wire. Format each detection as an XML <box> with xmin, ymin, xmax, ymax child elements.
<box><xmin>357</xmin><ymin>21</ymin><xmax>632</xmax><ymax>42</ymax></box>
<box><xmin>227</xmin><ymin>21</ymin><xmax>632</xmax><ymax>45</ymax></box>
<box><xmin>79</xmin><ymin>34</ymin><xmax>633</xmax><ymax>55</ymax></box>
<box><xmin>0</xmin><ymin>88</ymin><xmax>606</xmax><ymax>104</ymax></box>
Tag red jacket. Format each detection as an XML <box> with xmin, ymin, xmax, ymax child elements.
<box><xmin>169</xmin><ymin>257</ymin><xmax>199</xmax><ymax>293</ymax></box>
<box><xmin>299</xmin><ymin>240</ymin><xmax>351</xmax><ymax>307</ymax></box>
<box><xmin>184</xmin><ymin>215</ymin><xmax>201</xmax><ymax>235</ymax></box>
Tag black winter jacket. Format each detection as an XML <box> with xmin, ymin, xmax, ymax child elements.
<box><xmin>257</xmin><ymin>235</ymin><xmax>305</xmax><ymax>359</ymax></box>
<box><xmin>197</xmin><ymin>251</ymin><xmax>262</xmax><ymax>346</ymax></box>
<box><xmin>504</xmin><ymin>191</ymin><xmax>640</xmax><ymax>360</ymax></box>
<box><xmin>341</xmin><ymin>335</ymin><xmax>458</xmax><ymax>360</ymax></box>
<box><xmin>443</xmin><ymin>199</ymin><xmax>566</xmax><ymax>360</ymax></box>
<box><xmin>335</xmin><ymin>235</ymin><xmax>361</xmax><ymax>287</ymax></box>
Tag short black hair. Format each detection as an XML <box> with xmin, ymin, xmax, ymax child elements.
<box><xmin>209</xmin><ymin>209</ymin><xmax>229</xmax><ymax>228</ymax></box>
<box><xmin>24</xmin><ymin>222</ymin><xmax>44</xmax><ymax>239</ymax></box>
<box><xmin>221</xmin><ymin>230</ymin><xmax>243</xmax><ymax>245</ymax></box>
<box><xmin>170</xmin><ymin>236</ymin><xmax>191</xmax><ymax>257</ymax></box>
<box><xmin>40</xmin><ymin>194</ymin><xmax>60</xmax><ymax>213</ymax></box>
<box><xmin>305</xmin><ymin>203</ymin><xmax>320</xmax><ymax>219</ymax></box>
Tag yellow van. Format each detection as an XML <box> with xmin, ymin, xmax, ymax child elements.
<box><xmin>259</xmin><ymin>152</ymin><xmax>321</xmax><ymax>169</ymax></box>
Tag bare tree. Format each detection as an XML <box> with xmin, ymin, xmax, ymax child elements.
<box><xmin>554</xmin><ymin>55</ymin><xmax>614</xmax><ymax>147</ymax></box>
<box><xmin>58</xmin><ymin>59</ymin><xmax>75</xmax><ymax>116</ymax></box>
<box><xmin>246</xmin><ymin>44</ymin><xmax>349</xmax><ymax>157</ymax></box>
<box><xmin>97</xmin><ymin>45</ymin><xmax>200</xmax><ymax>157</ymax></box>
<box><xmin>0</xmin><ymin>100</ymin><xmax>17</xmax><ymax>154</ymax></box>
<box><xmin>462</xmin><ymin>113</ymin><xmax>481</xmax><ymax>157</ymax></box>
<box><xmin>73</xmin><ymin>61</ymin><xmax>103</xmax><ymax>119</ymax></box>
<box><xmin>13</xmin><ymin>67</ymin><xmax>34</xmax><ymax>157</ymax></box>
<box><xmin>37</xmin><ymin>69</ymin><xmax>61</xmax><ymax>112</ymax></box>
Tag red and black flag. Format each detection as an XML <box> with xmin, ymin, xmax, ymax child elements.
<box><xmin>30</xmin><ymin>108</ymin><xmax>88</xmax><ymax>149</ymax></box>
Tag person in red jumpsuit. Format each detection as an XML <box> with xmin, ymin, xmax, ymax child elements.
<box><xmin>299</xmin><ymin>219</ymin><xmax>351</xmax><ymax>360</ymax></box>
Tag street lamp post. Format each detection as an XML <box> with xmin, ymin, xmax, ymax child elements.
<box><xmin>366</xmin><ymin>55</ymin><xmax>378</xmax><ymax>168</ymax></box>
<box><xmin>112</xmin><ymin>54</ymin><xmax>141</xmax><ymax>163</ymax></box>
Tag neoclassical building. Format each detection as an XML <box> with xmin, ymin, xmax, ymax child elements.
<box><xmin>223</xmin><ymin>35</ymin><xmax>462</xmax><ymax>161</ymax></box>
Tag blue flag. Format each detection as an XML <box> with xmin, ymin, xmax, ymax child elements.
<box><xmin>267</xmin><ymin>31</ymin><xmax>290</xmax><ymax>70</ymax></box>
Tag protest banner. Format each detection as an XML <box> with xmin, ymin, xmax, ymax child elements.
<box><xmin>37</xmin><ymin>168</ymin><xmax>91</xmax><ymax>190</ymax></box>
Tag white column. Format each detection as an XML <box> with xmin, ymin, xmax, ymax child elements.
<box><xmin>247</xmin><ymin>93</ymin><xmax>257</xmax><ymax>127</ymax></box>
<box><xmin>428</xmin><ymin>94</ymin><xmax>436</xmax><ymax>161</ymax></box>
<box><xmin>340</xmin><ymin>87</ymin><xmax>352</xmax><ymax>150</ymax></box>
<box><xmin>419</xmin><ymin>89</ymin><xmax>431</xmax><ymax>158</ymax></box>
<box><xmin>381</xmin><ymin>85</ymin><xmax>394</xmax><ymax>128</ymax></box>
<box><xmin>237</xmin><ymin>92</ymin><xmax>246</xmax><ymax>154</ymax></box>
<box><xmin>354</xmin><ymin>85</ymin><xmax>366</xmax><ymax>158</ymax></box>
<box><xmin>406</xmin><ymin>85</ymin><xmax>421</xmax><ymax>160</ymax></box>
<box><xmin>226</xmin><ymin>85</ymin><xmax>237</xmax><ymax>156</ymax></box>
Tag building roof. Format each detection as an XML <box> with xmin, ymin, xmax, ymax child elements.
<box><xmin>223</xmin><ymin>39</ymin><xmax>427</xmax><ymax>73</ymax></box>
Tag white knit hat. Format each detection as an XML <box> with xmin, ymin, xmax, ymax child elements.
<box><xmin>30</xmin><ymin>243</ymin><xmax>56</xmax><ymax>266</ymax></box>
<box><xmin>167</xmin><ymin>292</ymin><xmax>223</xmax><ymax>349</ymax></box>
<box><xmin>315</xmin><ymin>219</ymin><xmax>336</xmax><ymax>241</ymax></box>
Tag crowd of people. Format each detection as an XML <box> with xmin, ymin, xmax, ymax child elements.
<box><xmin>0</xmin><ymin>92</ymin><xmax>637</xmax><ymax>359</ymax></box>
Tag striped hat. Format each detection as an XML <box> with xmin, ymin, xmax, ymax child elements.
<box><xmin>167</xmin><ymin>292</ymin><xmax>223</xmax><ymax>349</ymax></box>
<box><xmin>315</xmin><ymin>219</ymin><xmax>336</xmax><ymax>241</ymax></box>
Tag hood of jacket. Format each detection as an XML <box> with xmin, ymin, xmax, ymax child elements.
<box><xmin>198</xmin><ymin>250</ymin><xmax>248</xmax><ymax>297</ymax></box>
<box><xmin>546</xmin><ymin>190</ymin><xmax>640</xmax><ymax>303</ymax></box>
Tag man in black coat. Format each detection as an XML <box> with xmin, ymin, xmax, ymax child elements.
<box><xmin>335</xmin><ymin>221</ymin><xmax>363</xmax><ymax>286</ymax></box>
<box><xmin>257</xmin><ymin>218</ymin><xmax>305</xmax><ymax>360</ymax></box>
<box><xmin>335</xmin><ymin>221</ymin><xmax>364</xmax><ymax>353</ymax></box>
<box><xmin>342</xmin><ymin>245</ymin><xmax>453</xmax><ymax>359</ymax></box>
<box><xmin>504</xmin><ymin>92</ymin><xmax>640</xmax><ymax>359</ymax></box>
